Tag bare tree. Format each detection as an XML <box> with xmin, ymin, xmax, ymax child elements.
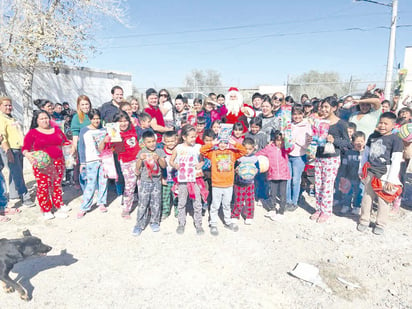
<box><xmin>0</xmin><ymin>0</ymin><xmax>128</xmax><ymax>130</ymax></box>
<box><xmin>184</xmin><ymin>69</ymin><xmax>223</xmax><ymax>94</ymax></box>
<box><xmin>288</xmin><ymin>70</ymin><xmax>357</xmax><ymax>100</ymax></box>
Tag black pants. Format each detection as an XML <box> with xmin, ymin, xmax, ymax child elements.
<box><xmin>269</xmin><ymin>180</ymin><xmax>287</xmax><ymax>214</ymax></box>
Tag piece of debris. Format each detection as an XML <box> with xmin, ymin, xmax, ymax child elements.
<box><xmin>289</xmin><ymin>262</ymin><xmax>332</xmax><ymax>293</ymax></box>
<box><xmin>337</xmin><ymin>277</ymin><xmax>361</xmax><ymax>289</ymax></box>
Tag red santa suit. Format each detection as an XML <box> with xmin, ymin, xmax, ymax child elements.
<box><xmin>225</xmin><ymin>87</ymin><xmax>255</xmax><ymax>132</ymax></box>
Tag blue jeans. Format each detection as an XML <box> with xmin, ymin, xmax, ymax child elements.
<box><xmin>0</xmin><ymin>172</ymin><xmax>8</xmax><ymax>209</ymax></box>
<box><xmin>341</xmin><ymin>179</ymin><xmax>364</xmax><ymax>208</ymax></box>
<box><xmin>0</xmin><ymin>149</ymin><xmax>29</xmax><ymax>200</ymax></box>
<box><xmin>286</xmin><ymin>155</ymin><xmax>306</xmax><ymax>205</ymax></box>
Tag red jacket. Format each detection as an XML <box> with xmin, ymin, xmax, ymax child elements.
<box><xmin>256</xmin><ymin>143</ymin><xmax>292</xmax><ymax>180</ymax></box>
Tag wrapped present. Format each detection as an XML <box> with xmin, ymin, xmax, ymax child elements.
<box><xmin>279</xmin><ymin>105</ymin><xmax>293</xmax><ymax>149</ymax></box>
<box><xmin>31</xmin><ymin>151</ymin><xmax>51</xmax><ymax>170</ymax></box>
<box><xmin>312</xmin><ymin>119</ymin><xmax>330</xmax><ymax>147</ymax></box>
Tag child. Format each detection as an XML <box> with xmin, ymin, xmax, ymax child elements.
<box><xmin>198</xmin><ymin>99</ymin><xmax>221</xmax><ymax>129</ymax></box>
<box><xmin>113</xmin><ymin>111</ymin><xmax>140</xmax><ymax>219</ymax></box>
<box><xmin>195</xmin><ymin>116</ymin><xmax>206</xmax><ymax>145</ymax></box>
<box><xmin>257</xmin><ymin>130</ymin><xmax>292</xmax><ymax>221</ymax></box>
<box><xmin>136</xmin><ymin>112</ymin><xmax>153</xmax><ymax>148</ymax></box>
<box><xmin>339</xmin><ymin>131</ymin><xmax>365</xmax><ymax>215</ymax></box>
<box><xmin>200</xmin><ymin>137</ymin><xmax>247</xmax><ymax>236</ymax></box>
<box><xmin>232</xmin><ymin>122</ymin><xmax>245</xmax><ymax>145</ymax></box>
<box><xmin>77</xmin><ymin>109</ymin><xmax>108</xmax><ymax>218</ymax></box>
<box><xmin>347</xmin><ymin>122</ymin><xmax>357</xmax><ymax>140</ymax></box>
<box><xmin>231</xmin><ymin>138</ymin><xmax>259</xmax><ymax>224</ymax></box>
<box><xmin>211</xmin><ymin>120</ymin><xmax>222</xmax><ymax>136</ymax></box>
<box><xmin>170</xmin><ymin>125</ymin><xmax>205</xmax><ymax>235</ymax></box>
<box><xmin>358</xmin><ymin>112</ymin><xmax>404</xmax><ymax>235</ymax></box>
<box><xmin>201</xmin><ymin>129</ymin><xmax>215</xmax><ymax>214</ymax></box>
<box><xmin>286</xmin><ymin>106</ymin><xmax>312</xmax><ymax>211</ymax></box>
<box><xmin>245</xmin><ymin>117</ymin><xmax>267</xmax><ymax>152</ymax></box>
<box><xmin>161</xmin><ymin>130</ymin><xmax>178</xmax><ymax>220</ymax></box>
<box><xmin>133</xmin><ymin>131</ymin><xmax>166</xmax><ymax>236</ymax></box>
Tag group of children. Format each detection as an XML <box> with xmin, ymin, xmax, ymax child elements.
<box><xmin>69</xmin><ymin>91</ymin><xmax>411</xmax><ymax>237</ymax></box>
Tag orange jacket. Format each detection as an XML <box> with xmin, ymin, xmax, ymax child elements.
<box><xmin>200</xmin><ymin>143</ymin><xmax>247</xmax><ymax>187</ymax></box>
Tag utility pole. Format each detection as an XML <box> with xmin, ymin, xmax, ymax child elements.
<box><xmin>384</xmin><ymin>0</ymin><xmax>398</xmax><ymax>100</ymax></box>
<box><xmin>355</xmin><ymin>0</ymin><xmax>398</xmax><ymax>100</ymax></box>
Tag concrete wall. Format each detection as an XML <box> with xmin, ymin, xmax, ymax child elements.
<box><xmin>3</xmin><ymin>64</ymin><xmax>132</xmax><ymax>122</ymax></box>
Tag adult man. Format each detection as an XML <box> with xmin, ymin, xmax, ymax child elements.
<box><xmin>224</xmin><ymin>87</ymin><xmax>255</xmax><ymax>132</ymax></box>
<box><xmin>61</xmin><ymin>102</ymin><xmax>74</xmax><ymax>117</ymax></box>
<box><xmin>100</xmin><ymin>86</ymin><xmax>123</xmax><ymax>124</ymax></box>
<box><xmin>144</xmin><ymin>88</ymin><xmax>172</xmax><ymax>142</ymax></box>
<box><xmin>0</xmin><ymin>97</ymin><xmax>34</xmax><ymax>207</ymax></box>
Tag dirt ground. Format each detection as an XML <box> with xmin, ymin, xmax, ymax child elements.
<box><xmin>1</xmin><ymin>170</ymin><xmax>411</xmax><ymax>309</ymax></box>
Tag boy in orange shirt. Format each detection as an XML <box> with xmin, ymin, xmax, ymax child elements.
<box><xmin>200</xmin><ymin>137</ymin><xmax>247</xmax><ymax>236</ymax></box>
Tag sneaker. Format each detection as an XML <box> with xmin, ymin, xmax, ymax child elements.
<box><xmin>255</xmin><ymin>200</ymin><xmax>263</xmax><ymax>207</ymax></box>
<box><xmin>373</xmin><ymin>226</ymin><xmax>384</xmax><ymax>235</ymax></box>
<box><xmin>196</xmin><ymin>226</ymin><xmax>205</xmax><ymax>235</ymax></box>
<box><xmin>351</xmin><ymin>207</ymin><xmax>361</xmax><ymax>215</ymax></box>
<box><xmin>60</xmin><ymin>205</ymin><xmax>72</xmax><ymax>212</ymax></box>
<box><xmin>340</xmin><ymin>206</ymin><xmax>350</xmax><ymax>214</ymax></box>
<box><xmin>310</xmin><ymin>210</ymin><xmax>321</xmax><ymax>220</ymax></box>
<box><xmin>43</xmin><ymin>212</ymin><xmax>55</xmax><ymax>220</ymax></box>
<box><xmin>121</xmin><ymin>210</ymin><xmax>131</xmax><ymax>219</ymax></box>
<box><xmin>210</xmin><ymin>226</ymin><xmax>219</xmax><ymax>236</ymax></box>
<box><xmin>224</xmin><ymin>223</ymin><xmax>239</xmax><ymax>232</ymax></box>
<box><xmin>150</xmin><ymin>223</ymin><xmax>160</xmax><ymax>232</ymax></box>
<box><xmin>309</xmin><ymin>189</ymin><xmax>315</xmax><ymax>197</ymax></box>
<box><xmin>270</xmin><ymin>213</ymin><xmax>285</xmax><ymax>222</ymax></box>
<box><xmin>316</xmin><ymin>213</ymin><xmax>330</xmax><ymax>223</ymax></box>
<box><xmin>357</xmin><ymin>223</ymin><xmax>368</xmax><ymax>232</ymax></box>
<box><xmin>132</xmin><ymin>226</ymin><xmax>142</xmax><ymax>236</ymax></box>
<box><xmin>264</xmin><ymin>210</ymin><xmax>277</xmax><ymax>218</ymax></box>
<box><xmin>77</xmin><ymin>211</ymin><xmax>86</xmax><ymax>219</ymax></box>
<box><xmin>99</xmin><ymin>205</ymin><xmax>108</xmax><ymax>213</ymax></box>
<box><xmin>231</xmin><ymin>216</ymin><xmax>240</xmax><ymax>221</ymax></box>
<box><xmin>161</xmin><ymin>213</ymin><xmax>170</xmax><ymax>221</ymax></box>
<box><xmin>285</xmin><ymin>204</ymin><xmax>298</xmax><ymax>212</ymax></box>
<box><xmin>176</xmin><ymin>225</ymin><xmax>185</xmax><ymax>235</ymax></box>
<box><xmin>22</xmin><ymin>200</ymin><xmax>36</xmax><ymax>208</ymax></box>
<box><xmin>244</xmin><ymin>218</ymin><xmax>253</xmax><ymax>225</ymax></box>
<box><xmin>54</xmin><ymin>211</ymin><xmax>68</xmax><ymax>219</ymax></box>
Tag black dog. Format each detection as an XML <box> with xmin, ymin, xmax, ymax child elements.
<box><xmin>0</xmin><ymin>230</ymin><xmax>52</xmax><ymax>301</ymax></box>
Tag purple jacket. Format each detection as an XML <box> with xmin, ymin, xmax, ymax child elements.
<box><xmin>256</xmin><ymin>143</ymin><xmax>291</xmax><ymax>180</ymax></box>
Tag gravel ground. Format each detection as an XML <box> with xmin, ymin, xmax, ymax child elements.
<box><xmin>0</xmin><ymin>172</ymin><xmax>411</xmax><ymax>309</ymax></box>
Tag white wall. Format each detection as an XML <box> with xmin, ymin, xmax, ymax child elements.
<box><xmin>3</xmin><ymin>64</ymin><xmax>132</xmax><ymax>121</ymax></box>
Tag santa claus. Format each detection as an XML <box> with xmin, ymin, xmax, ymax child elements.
<box><xmin>224</xmin><ymin>87</ymin><xmax>255</xmax><ymax>132</ymax></box>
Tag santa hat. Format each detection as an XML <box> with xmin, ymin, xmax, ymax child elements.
<box><xmin>228</xmin><ymin>87</ymin><xmax>239</xmax><ymax>92</ymax></box>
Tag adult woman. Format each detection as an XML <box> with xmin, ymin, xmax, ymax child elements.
<box><xmin>70</xmin><ymin>95</ymin><xmax>92</xmax><ymax>188</ymax></box>
<box><xmin>127</xmin><ymin>96</ymin><xmax>141</xmax><ymax>118</ymax></box>
<box><xmin>311</xmin><ymin>97</ymin><xmax>351</xmax><ymax>223</ymax></box>
<box><xmin>260</xmin><ymin>95</ymin><xmax>280</xmax><ymax>142</ymax></box>
<box><xmin>158</xmin><ymin>89</ymin><xmax>174</xmax><ymax>128</ymax></box>
<box><xmin>22</xmin><ymin>111</ymin><xmax>71</xmax><ymax>220</ymax></box>
<box><xmin>34</xmin><ymin>99</ymin><xmax>54</xmax><ymax>115</ymax></box>
<box><xmin>173</xmin><ymin>94</ymin><xmax>189</xmax><ymax>131</ymax></box>
<box><xmin>348</xmin><ymin>93</ymin><xmax>381</xmax><ymax>139</ymax></box>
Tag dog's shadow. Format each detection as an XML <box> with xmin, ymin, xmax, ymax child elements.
<box><xmin>11</xmin><ymin>249</ymin><xmax>78</xmax><ymax>299</ymax></box>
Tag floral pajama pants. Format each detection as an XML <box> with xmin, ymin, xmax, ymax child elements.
<box><xmin>80</xmin><ymin>161</ymin><xmax>108</xmax><ymax>211</ymax></box>
<box><xmin>232</xmin><ymin>184</ymin><xmax>255</xmax><ymax>219</ymax></box>
<box><xmin>314</xmin><ymin>157</ymin><xmax>340</xmax><ymax>215</ymax></box>
<box><xmin>33</xmin><ymin>159</ymin><xmax>64</xmax><ymax>213</ymax></box>
<box><xmin>120</xmin><ymin>160</ymin><xmax>137</xmax><ymax>213</ymax></box>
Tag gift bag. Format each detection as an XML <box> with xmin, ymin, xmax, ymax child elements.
<box><xmin>100</xmin><ymin>149</ymin><xmax>117</xmax><ymax>180</ymax></box>
<box><xmin>279</xmin><ymin>105</ymin><xmax>293</xmax><ymax>149</ymax></box>
<box><xmin>312</xmin><ymin>119</ymin><xmax>330</xmax><ymax>147</ymax></box>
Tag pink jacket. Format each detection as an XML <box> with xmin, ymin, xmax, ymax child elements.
<box><xmin>256</xmin><ymin>143</ymin><xmax>291</xmax><ymax>180</ymax></box>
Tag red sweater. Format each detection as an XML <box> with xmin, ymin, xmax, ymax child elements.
<box><xmin>22</xmin><ymin>127</ymin><xmax>68</xmax><ymax>159</ymax></box>
<box><xmin>145</xmin><ymin>105</ymin><xmax>165</xmax><ymax>143</ymax></box>
<box><xmin>116</xmin><ymin>128</ymin><xmax>140</xmax><ymax>163</ymax></box>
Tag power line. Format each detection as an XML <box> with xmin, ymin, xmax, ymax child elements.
<box><xmin>102</xmin><ymin>24</ymin><xmax>412</xmax><ymax>50</ymax></box>
<box><xmin>98</xmin><ymin>12</ymin><xmax>390</xmax><ymax>40</ymax></box>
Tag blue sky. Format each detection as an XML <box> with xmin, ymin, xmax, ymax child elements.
<box><xmin>82</xmin><ymin>0</ymin><xmax>412</xmax><ymax>91</ymax></box>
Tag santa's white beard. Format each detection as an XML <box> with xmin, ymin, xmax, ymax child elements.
<box><xmin>226</xmin><ymin>99</ymin><xmax>242</xmax><ymax>116</ymax></box>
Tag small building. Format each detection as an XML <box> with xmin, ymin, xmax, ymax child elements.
<box><xmin>2</xmin><ymin>63</ymin><xmax>132</xmax><ymax>122</ymax></box>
